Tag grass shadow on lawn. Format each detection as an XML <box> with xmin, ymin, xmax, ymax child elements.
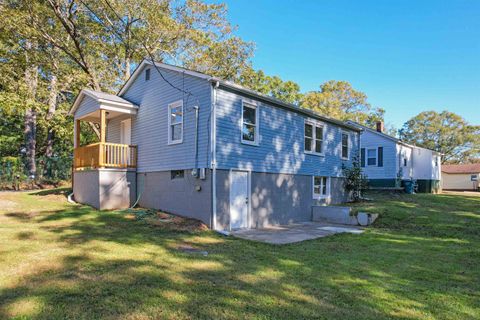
<box><xmin>30</xmin><ymin>187</ymin><xmax>72</xmax><ymax>198</ymax></box>
<box><xmin>0</xmin><ymin>192</ymin><xmax>479</xmax><ymax>319</ymax></box>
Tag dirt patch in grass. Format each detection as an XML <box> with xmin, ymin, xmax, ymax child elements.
<box><xmin>5</xmin><ymin>211</ymin><xmax>40</xmax><ymax>220</ymax></box>
<box><xmin>16</xmin><ymin>231</ymin><xmax>36</xmax><ymax>240</ymax></box>
<box><xmin>124</xmin><ymin>208</ymin><xmax>209</xmax><ymax>232</ymax></box>
<box><xmin>0</xmin><ymin>199</ymin><xmax>17</xmax><ymax>210</ymax></box>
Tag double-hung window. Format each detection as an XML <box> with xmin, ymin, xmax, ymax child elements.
<box><xmin>241</xmin><ymin>101</ymin><xmax>259</xmax><ymax>145</ymax></box>
<box><xmin>367</xmin><ymin>149</ymin><xmax>377</xmax><ymax>166</ymax></box>
<box><xmin>313</xmin><ymin>176</ymin><xmax>329</xmax><ymax>199</ymax></box>
<box><xmin>304</xmin><ymin>120</ymin><xmax>324</xmax><ymax>155</ymax></box>
<box><xmin>168</xmin><ymin>100</ymin><xmax>183</xmax><ymax>144</ymax></box>
<box><xmin>341</xmin><ymin>132</ymin><xmax>349</xmax><ymax>159</ymax></box>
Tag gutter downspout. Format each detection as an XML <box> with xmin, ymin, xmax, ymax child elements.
<box><xmin>193</xmin><ymin>106</ymin><xmax>199</xmax><ymax>171</ymax></box>
<box><xmin>211</xmin><ymin>81</ymin><xmax>219</xmax><ymax>230</ymax></box>
<box><xmin>357</xmin><ymin>130</ymin><xmax>362</xmax><ymax>199</ymax></box>
<box><xmin>411</xmin><ymin>147</ymin><xmax>415</xmax><ymax>180</ymax></box>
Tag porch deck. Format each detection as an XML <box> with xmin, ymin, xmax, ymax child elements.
<box><xmin>74</xmin><ymin>142</ymin><xmax>137</xmax><ymax>170</ymax></box>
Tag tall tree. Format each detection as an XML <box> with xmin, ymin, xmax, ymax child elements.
<box><xmin>0</xmin><ymin>0</ymin><xmax>255</xmax><ymax>183</ymax></box>
<box><xmin>399</xmin><ymin>111</ymin><xmax>480</xmax><ymax>163</ymax></box>
<box><xmin>301</xmin><ymin>80</ymin><xmax>385</xmax><ymax>127</ymax></box>
<box><xmin>18</xmin><ymin>0</ymin><xmax>253</xmax><ymax>91</ymax></box>
<box><xmin>238</xmin><ymin>67</ymin><xmax>302</xmax><ymax>104</ymax></box>
<box><xmin>23</xmin><ymin>41</ymin><xmax>38</xmax><ymax>177</ymax></box>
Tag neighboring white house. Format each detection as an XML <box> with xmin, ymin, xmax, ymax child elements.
<box><xmin>442</xmin><ymin>164</ymin><xmax>480</xmax><ymax>191</ymax></box>
<box><xmin>346</xmin><ymin>121</ymin><xmax>442</xmax><ymax>193</ymax></box>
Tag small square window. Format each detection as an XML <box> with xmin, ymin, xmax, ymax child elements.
<box><xmin>171</xmin><ymin>170</ymin><xmax>184</xmax><ymax>179</ymax></box>
<box><xmin>145</xmin><ymin>68</ymin><xmax>151</xmax><ymax>81</ymax></box>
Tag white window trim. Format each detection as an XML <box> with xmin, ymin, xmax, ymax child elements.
<box><xmin>167</xmin><ymin>100</ymin><xmax>183</xmax><ymax>145</ymax></box>
<box><xmin>341</xmin><ymin>131</ymin><xmax>350</xmax><ymax>160</ymax></box>
<box><xmin>304</xmin><ymin>119</ymin><xmax>325</xmax><ymax>156</ymax></box>
<box><xmin>367</xmin><ymin>148</ymin><xmax>377</xmax><ymax>166</ymax></box>
<box><xmin>312</xmin><ymin>176</ymin><xmax>331</xmax><ymax>200</ymax></box>
<box><xmin>240</xmin><ymin>100</ymin><xmax>260</xmax><ymax>146</ymax></box>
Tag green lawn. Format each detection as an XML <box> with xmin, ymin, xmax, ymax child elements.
<box><xmin>0</xmin><ymin>190</ymin><xmax>479</xmax><ymax>319</ymax></box>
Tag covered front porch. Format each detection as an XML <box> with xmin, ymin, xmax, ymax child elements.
<box><xmin>71</xmin><ymin>90</ymin><xmax>139</xmax><ymax>170</ymax></box>
<box><xmin>70</xmin><ymin>89</ymin><xmax>139</xmax><ymax>210</ymax></box>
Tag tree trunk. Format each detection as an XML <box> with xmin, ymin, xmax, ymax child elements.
<box><xmin>44</xmin><ymin>73</ymin><xmax>58</xmax><ymax>177</ymax></box>
<box><xmin>24</xmin><ymin>108</ymin><xmax>37</xmax><ymax>178</ymax></box>
<box><xmin>90</xmin><ymin>72</ymin><xmax>101</xmax><ymax>91</ymax></box>
<box><xmin>45</xmin><ymin>73</ymin><xmax>58</xmax><ymax>159</ymax></box>
<box><xmin>23</xmin><ymin>42</ymin><xmax>38</xmax><ymax>179</ymax></box>
<box><xmin>124</xmin><ymin>58</ymin><xmax>131</xmax><ymax>82</ymax></box>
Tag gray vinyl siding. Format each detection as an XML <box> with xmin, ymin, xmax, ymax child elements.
<box><xmin>360</xmin><ymin>130</ymin><xmax>398</xmax><ymax>179</ymax></box>
<box><xmin>120</xmin><ymin>66</ymin><xmax>212</xmax><ymax>172</ymax></box>
<box><xmin>214</xmin><ymin>88</ymin><xmax>358</xmax><ymax>176</ymax></box>
<box><xmin>74</xmin><ymin>95</ymin><xmax>98</xmax><ymax>119</ymax></box>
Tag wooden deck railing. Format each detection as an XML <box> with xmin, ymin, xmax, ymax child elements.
<box><xmin>74</xmin><ymin>142</ymin><xmax>137</xmax><ymax>169</ymax></box>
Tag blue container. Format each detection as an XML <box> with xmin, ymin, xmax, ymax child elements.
<box><xmin>404</xmin><ymin>180</ymin><xmax>414</xmax><ymax>194</ymax></box>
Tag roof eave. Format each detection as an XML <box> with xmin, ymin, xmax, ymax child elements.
<box><xmin>118</xmin><ymin>59</ymin><xmax>213</xmax><ymax>97</ymax></box>
<box><xmin>117</xmin><ymin>59</ymin><xmax>360</xmax><ymax>131</ymax></box>
<box><xmin>69</xmin><ymin>89</ymin><xmax>137</xmax><ymax>116</ymax></box>
<box><xmin>213</xmin><ymin>80</ymin><xmax>361</xmax><ymax>132</ymax></box>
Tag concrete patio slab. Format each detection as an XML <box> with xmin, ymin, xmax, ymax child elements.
<box><xmin>231</xmin><ymin>222</ymin><xmax>364</xmax><ymax>245</ymax></box>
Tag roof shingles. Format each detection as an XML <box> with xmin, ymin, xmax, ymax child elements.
<box><xmin>442</xmin><ymin>164</ymin><xmax>480</xmax><ymax>174</ymax></box>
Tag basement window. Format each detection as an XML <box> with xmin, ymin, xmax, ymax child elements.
<box><xmin>171</xmin><ymin>170</ymin><xmax>184</xmax><ymax>180</ymax></box>
<box><xmin>313</xmin><ymin>176</ymin><xmax>330</xmax><ymax>199</ymax></box>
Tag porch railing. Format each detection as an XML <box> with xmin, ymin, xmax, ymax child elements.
<box><xmin>74</xmin><ymin>142</ymin><xmax>137</xmax><ymax>169</ymax></box>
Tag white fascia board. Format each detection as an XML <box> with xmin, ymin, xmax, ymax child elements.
<box><xmin>69</xmin><ymin>89</ymin><xmax>137</xmax><ymax>116</ymax></box>
<box><xmin>100</xmin><ymin>104</ymin><xmax>138</xmax><ymax>115</ymax></box>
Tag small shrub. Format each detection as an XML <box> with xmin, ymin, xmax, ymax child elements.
<box><xmin>342</xmin><ymin>155</ymin><xmax>368</xmax><ymax>202</ymax></box>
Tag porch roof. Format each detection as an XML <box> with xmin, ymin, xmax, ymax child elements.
<box><xmin>69</xmin><ymin>89</ymin><xmax>138</xmax><ymax>121</ymax></box>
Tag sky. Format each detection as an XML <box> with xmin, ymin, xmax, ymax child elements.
<box><xmin>221</xmin><ymin>0</ymin><xmax>480</xmax><ymax>128</ymax></box>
